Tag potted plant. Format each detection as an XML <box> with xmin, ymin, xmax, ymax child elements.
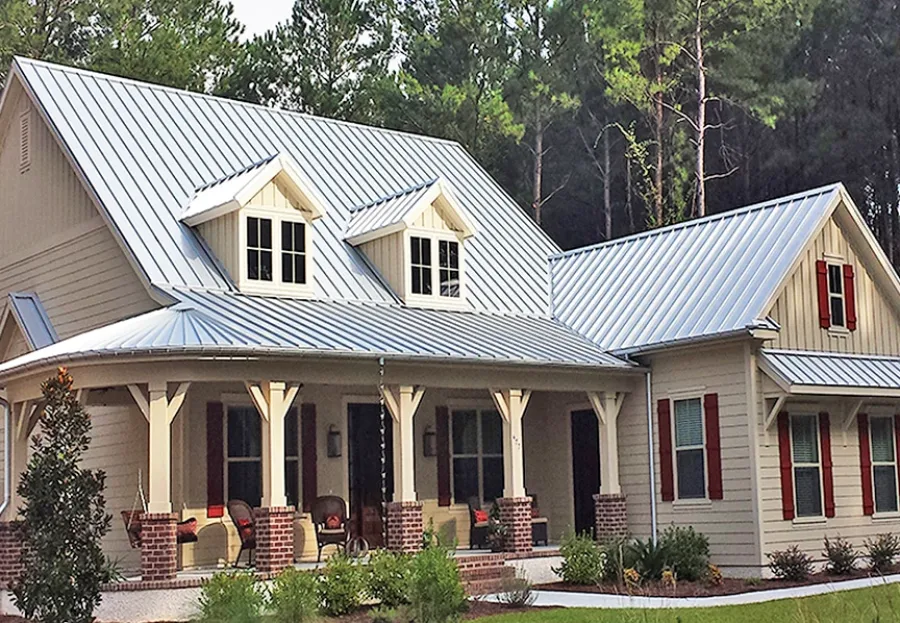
<box><xmin>486</xmin><ymin>503</ymin><xmax>508</xmax><ymax>552</ymax></box>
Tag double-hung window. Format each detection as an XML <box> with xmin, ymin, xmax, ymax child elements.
<box><xmin>247</xmin><ymin>217</ymin><xmax>273</xmax><ymax>281</ymax></box>
<box><xmin>451</xmin><ymin>408</ymin><xmax>503</xmax><ymax>504</ymax></box>
<box><xmin>673</xmin><ymin>398</ymin><xmax>705</xmax><ymax>499</ymax></box>
<box><xmin>410</xmin><ymin>236</ymin><xmax>432</xmax><ymax>295</ymax></box>
<box><xmin>827</xmin><ymin>264</ymin><xmax>845</xmax><ymax>328</ymax></box>
<box><xmin>281</xmin><ymin>221</ymin><xmax>307</xmax><ymax>285</ymax></box>
<box><xmin>871</xmin><ymin>417</ymin><xmax>899</xmax><ymax>514</ymax></box>
<box><xmin>791</xmin><ymin>414</ymin><xmax>823</xmax><ymax>517</ymax></box>
<box><xmin>439</xmin><ymin>240</ymin><xmax>460</xmax><ymax>297</ymax></box>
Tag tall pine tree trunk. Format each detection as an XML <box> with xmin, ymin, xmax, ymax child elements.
<box><xmin>604</xmin><ymin>122</ymin><xmax>612</xmax><ymax>240</ymax></box>
<box><xmin>626</xmin><ymin>154</ymin><xmax>635</xmax><ymax>233</ymax></box>
<box><xmin>694</xmin><ymin>0</ymin><xmax>707</xmax><ymax>217</ymax></box>
<box><xmin>533</xmin><ymin>108</ymin><xmax>544</xmax><ymax>226</ymax></box>
<box><xmin>654</xmin><ymin>84</ymin><xmax>664</xmax><ymax>224</ymax></box>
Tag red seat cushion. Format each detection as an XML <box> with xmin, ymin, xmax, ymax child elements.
<box><xmin>177</xmin><ymin>518</ymin><xmax>198</xmax><ymax>541</ymax></box>
<box><xmin>325</xmin><ymin>514</ymin><xmax>341</xmax><ymax>530</ymax></box>
<box><xmin>236</xmin><ymin>518</ymin><xmax>254</xmax><ymax>542</ymax></box>
<box><xmin>474</xmin><ymin>510</ymin><xmax>489</xmax><ymax>523</ymax></box>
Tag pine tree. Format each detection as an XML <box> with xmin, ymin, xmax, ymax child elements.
<box><xmin>12</xmin><ymin>367</ymin><xmax>110</xmax><ymax>623</ymax></box>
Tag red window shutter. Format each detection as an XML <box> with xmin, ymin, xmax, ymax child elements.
<box><xmin>816</xmin><ymin>260</ymin><xmax>831</xmax><ymax>329</ymax></box>
<box><xmin>436</xmin><ymin>406</ymin><xmax>451</xmax><ymax>507</ymax></box>
<box><xmin>658</xmin><ymin>399</ymin><xmax>674</xmax><ymax>502</ymax></box>
<box><xmin>858</xmin><ymin>413</ymin><xmax>874</xmax><ymax>516</ymax></box>
<box><xmin>819</xmin><ymin>412</ymin><xmax>835</xmax><ymax>518</ymax></box>
<box><xmin>301</xmin><ymin>403</ymin><xmax>318</xmax><ymax>513</ymax></box>
<box><xmin>703</xmin><ymin>394</ymin><xmax>723</xmax><ymax>500</ymax></box>
<box><xmin>777</xmin><ymin>412</ymin><xmax>794</xmax><ymax>520</ymax></box>
<box><xmin>206</xmin><ymin>402</ymin><xmax>225</xmax><ymax>518</ymax></box>
<box><xmin>843</xmin><ymin>264</ymin><xmax>857</xmax><ymax>331</ymax></box>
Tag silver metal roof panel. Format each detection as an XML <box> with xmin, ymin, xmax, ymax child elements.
<box><xmin>7</xmin><ymin>292</ymin><xmax>58</xmax><ymax>349</ymax></box>
<box><xmin>761</xmin><ymin>349</ymin><xmax>900</xmax><ymax>392</ymax></box>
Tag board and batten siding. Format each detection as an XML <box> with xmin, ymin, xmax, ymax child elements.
<box><xmin>411</xmin><ymin>201</ymin><xmax>455</xmax><ymax>232</ymax></box>
<box><xmin>618</xmin><ymin>343</ymin><xmax>761</xmax><ymax>573</ymax></box>
<box><xmin>360</xmin><ymin>231</ymin><xmax>405</xmax><ymax>298</ymax></box>
<box><xmin>198</xmin><ymin>211</ymin><xmax>240</xmax><ymax>284</ymax></box>
<box><xmin>766</xmin><ymin>215</ymin><xmax>900</xmax><ymax>354</ymax></box>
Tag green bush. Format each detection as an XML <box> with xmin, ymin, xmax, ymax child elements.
<box><xmin>599</xmin><ymin>537</ymin><xmax>636</xmax><ymax>583</ymax></box>
<box><xmin>628</xmin><ymin>537</ymin><xmax>669</xmax><ymax>581</ymax></box>
<box><xmin>865</xmin><ymin>533</ymin><xmax>900</xmax><ymax>573</ymax></box>
<box><xmin>269</xmin><ymin>567</ymin><xmax>319</xmax><ymax>623</ymax></box>
<box><xmin>659</xmin><ymin>525</ymin><xmax>709</xmax><ymax>581</ymax></box>
<box><xmin>368</xmin><ymin>549</ymin><xmax>412</xmax><ymax>608</ymax></box>
<box><xmin>554</xmin><ymin>533</ymin><xmax>605</xmax><ymax>585</ymax></box>
<box><xmin>318</xmin><ymin>553</ymin><xmax>366</xmax><ymax>616</ymax></box>
<box><xmin>768</xmin><ymin>545</ymin><xmax>814</xmax><ymax>581</ymax></box>
<box><xmin>197</xmin><ymin>572</ymin><xmax>264</xmax><ymax>623</ymax></box>
<box><xmin>496</xmin><ymin>573</ymin><xmax>537</xmax><ymax>608</ymax></box>
<box><xmin>408</xmin><ymin>547</ymin><xmax>467</xmax><ymax>623</ymax></box>
<box><xmin>823</xmin><ymin>535</ymin><xmax>857</xmax><ymax>575</ymax></box>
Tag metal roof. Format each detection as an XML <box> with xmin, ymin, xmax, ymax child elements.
<box><xmin>0</xmin><ymin>287</ymin><xmax>634</xmax><ymax>377</ymax></box>
<box><xmin>760</xmin><ymin>349</ymin><xmax>900</xmax><ymax>395</ymax></box>
<box><xmin>550</xmin><ymin>184</ymin><xmax>844</xmax><ymax>353</ymax></box>
<box><xmin>14</xmin><ymin>57</ymin><xmax>558</xmax><ymax>316</ymax></box>
<box><xmin>345</xmin><ymin>178</ymin><xmax>437</xmax><ymax>241</ymax></box>
<box><xmin>5</xmin><ymin>293</ymin><xmax>57</xmax><ymax>349</ymax></box>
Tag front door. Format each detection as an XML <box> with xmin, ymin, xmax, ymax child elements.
<box><xmin>571</xmin><ymin>409</ymin><xmax>601</xmax><ymax>537</ymax></box>
<box><xmin>348</xmin><ymin>402</ymin><xmax>394</xmax><ymax>547</ymax></box>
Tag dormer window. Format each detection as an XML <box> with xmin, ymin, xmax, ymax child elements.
<box><xmin>439</xmin><ymin>240</ymin><xmax>460</xmax><ymax>298</ymax></box>
<box><xmin>281</xmin><ymin>221</ymin><xmax>307</xmax><ymax>284</ymax></box>
<box><xmin>411</xmin><ymin>236</ymin><xmax>432</xmax><ymax>295</ymax></box>
<box><xmin>247</xmin><ymin>217</ymin><xmax>273</xmax><ymax>282</ymax></box>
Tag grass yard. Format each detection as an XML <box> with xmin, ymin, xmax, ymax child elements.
<box><xmin>475</xmin><ymin>584</ymin><xmax>900</xmax><ymax>622</ymax></box>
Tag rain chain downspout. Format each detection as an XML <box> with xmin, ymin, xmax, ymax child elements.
<box><xmin>0</xmin><ymin>396</ymin><xmax>10</xmax><ymax>518</ymax></box>
<box><xmin>646</xmin><ymin>370</ymin><xmax>658</xmax><ymax>543</ymax></box>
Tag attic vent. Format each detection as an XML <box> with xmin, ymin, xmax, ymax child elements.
<box><xmin>19</xmin><ymin>108</ymin><xmax>31</xmax><ymax>174</ymax></box>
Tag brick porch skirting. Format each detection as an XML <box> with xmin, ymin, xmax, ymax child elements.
<box><xmin>141</xmin><ymin>513</ymin><xmax>178</xmax><ymax>582</ymax></box>
<box><xmin>385</xmin><ymin>501</ymin><xmax>423</xmax><ymax>553</ymax></box>
<box><xmin>497</xmin><ymin>497</ymin><xmax>532</xmax><ymax>554</ymax></box>
<box><xmin>0</xmin><ymin>521</ymin><xmax>23</xmax><ymax>586</ymax></box>
<box><xmin>254</xmin><ymin>506</ymin><xmax>295</xmax><ymax>573</ymax></box>
<box><xmin>594</xmin><ymin>493</ymin><xmax>628</xmax><ymax>541</ymax></box>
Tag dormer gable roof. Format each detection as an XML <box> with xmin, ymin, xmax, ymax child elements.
<box><xmin>0</xmin><ymin>292</ymin><xmax>58</xmax><ymax>351</ymax></box>
<box><xmin>344</xmin><ymin>177</ymin><xmax>476</xmax><ymax>245</ymax></box>
<box><xmin>180</xmin><ymin>152</ymin><xmax>327</xmax><ymax>226</ymax></box>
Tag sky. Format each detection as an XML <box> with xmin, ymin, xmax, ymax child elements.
<box><xmin>231</xmin><ymin>0</ymin><xmax>294</xmax><ymax>39</ymax></box>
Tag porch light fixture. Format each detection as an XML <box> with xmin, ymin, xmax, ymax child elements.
<box><xmin>422</xmin><ymin>425</ymin><xmax>436</xmax><ymax>457</ymax></box>
<box><xmin>327</xmin><ymin>425</ymin><xmax>342</xmax><ymax>458</ymax></box>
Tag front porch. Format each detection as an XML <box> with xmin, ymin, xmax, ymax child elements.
<box><xmin>0</xmin><ymin>356</ymin><xmax>640</xmax><ymax>583</ymax></box>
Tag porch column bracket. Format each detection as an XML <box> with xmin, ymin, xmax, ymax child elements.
<box><xmin>490</xmin><ymin>388</ymin><xmax>531</xmax><ymax>500</ymax></box>
<box><xmin>380</xmin><ymin>385</ymin><xmax>425</xmax><ymax>503</ymax></box>
<box><xmin>14</xmin><ymin>400</ymin><xmax>38</xmax><ymax>440</ymax></box>
<box><xmin>840</xmin><ymin>398</ymin><xmax>866</xmax><ymax>446</ymax></box>
<box><xmin>763</xmin><ymin>394</ymin><xmax>788</xmax><ymax>432</ymax></box>
<box><xmin>589</xmin><ymin>391</ymin><xmax>625</xmax><ymax>496</ymax></box>
<box><xmin>246</xmin><ymin>381</ymin><xmax>301</xmax><ymax>508</ymax></box>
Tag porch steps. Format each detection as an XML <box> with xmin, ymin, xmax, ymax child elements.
<box><xmin>456</xmin><ymin>554</ymin><xmax>515</xmax><ymax>595</ymax></box>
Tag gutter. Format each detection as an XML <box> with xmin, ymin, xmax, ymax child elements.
<box><xmin>645</xmin><ymin>370</ymin><xmax>657</xmax><ymax>543</ymax></box>
<box><xmin>0</xmin><ymin>396</ymin><xmax>9</xmax><ymax>518</ymax></box>
<box><xmin>613</xmin><ymin>326</ymin><xmax>773</xmax><ymax>357</ymax></box>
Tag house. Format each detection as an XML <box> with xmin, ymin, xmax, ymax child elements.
<box><xmin>0</xmin><ymin>57</ymin><xmax>898</xmax><ymax>590</ymax></box>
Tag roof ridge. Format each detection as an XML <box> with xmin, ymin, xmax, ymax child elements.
<box><xmin>351</xmin><ymin>177</ymin><xmax>440</xmax><ymax>213</ymax></box>
<box><xmin>13</xmin><ymin>56</ymin><xmax>463</xmax><ymax>148</ymax></box>
<box><xmin>550</xmin><ymin>183</ymin><xmax>844</xmax><ymax>263</ymax></box>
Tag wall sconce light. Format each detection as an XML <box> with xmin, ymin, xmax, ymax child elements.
<box><xmin>423</xmin><ymin>425</ymin><xmax>436</xmax><ymax>458</ymax></box>
<box><xmin>327</xmin><ymin>425</ymin><xmax>342</xmax><ymax>458</ymax></box>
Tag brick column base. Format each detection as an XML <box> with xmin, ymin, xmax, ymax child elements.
<box><xmin>141</xmin><ymin>513</ymin><xmax>178</xmax><ymax>582</ymax></box>
<box><xmin>0</xmin><ymin>521</ymin><xmax>23</xmax><ymax>586</ymax></box>
<box><xmin>386</xmin><ymin>501</ymin><xmax>423</xmax><ymax>553</ymax></box>
<box><xmin>594</xmin><ymin>493</ymin><xmax>628</xmax><ymax>542</ymax></box>
<box><xmin>497</xmin><ymin>497</ymin><xmax>532</xmax><ymax>553</ymax></box>
<box><xmin>255</xmin><ymin>506</ymin><xmax>295</xmax><ymax>573</ymax></box>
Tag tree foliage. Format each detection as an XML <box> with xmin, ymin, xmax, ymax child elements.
<box><xmin>12</xmin><ymin>367</ymin><xmax>110</xmax><ymax>623</ymax></box>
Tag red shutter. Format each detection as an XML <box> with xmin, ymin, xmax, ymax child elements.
<box><xmin>777</xmin><ymin>412</ymin><xmax>795</xmax><ymax>520</ymax></box>
<box><xmin>816</xmin><ymin>260</ymin><xmax>831</xmax><ymax>329</ymax></box>
<box><xmin>843</xmin><ymin>264</ymin><xmax>857</xmax><ymax>331</ymax></box>
<box><xmin>858</xmin><ymin>413</ymin><xmax>874</xmax><ymax>516</ymax></box>
<box><xmin>658</xmin><ymin>399</ymin><xmax>674</xmax><ymax>502</ymax></box>
<box><xmin>206</xmin><ymin>402</ymin><xmax>225</xmax><ymax>518</ymax></box>
<box><xmin>704</xmin><ymin>393</ymin><xmax>723</xmax><ymax>500</ymax></box>
<box><xmin>301</xmin><ymin>403</ymin><xmax>317</xmax><ymax>513</ymax></box>
<box><xmin>436</xmin><ymin>406</ymin><xmax>451</xmax><ymax>507</ymax></box>
<box><xmin>819</xmin><ymin>412</ymin><xmax>835</xmax><ymax>518</ymax></box>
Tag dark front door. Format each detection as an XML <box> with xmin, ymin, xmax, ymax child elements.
<box><xmin>348</xmin><ymin>402</ymin><xmax>393</xmax><ymax>547</ymax></box>
<box><xmin>571</xmin><ymin>409</ymin><xmax>601</xmax><ymax>537</ymax></box>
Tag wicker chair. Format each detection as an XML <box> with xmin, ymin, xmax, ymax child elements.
<box><xmin>227</xmin><ymin>499</ymin><xmax>256</xmax><ymax>567</ymax></box>
<box><xmin>467</xmin><ymin>497</ymin><xmax>489</xmax><ymax>550</ymax></box>
<box><xmin>312</xmin><ymin>495</ymin><xmax>349</xmax><ymax>562</ymax></box>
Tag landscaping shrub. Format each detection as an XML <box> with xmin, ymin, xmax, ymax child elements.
<box><xmin>407</xmin><ymin>546</ymin><xmax>467</xmax><ymax>623</ymax></box>
<box><xmin>865</xmin><ymin>533</ymin><xmax>900</xmax><ymax>573</ymax></box>
<box><xmin>767</xmin><ymin>545</ymin><xmax>814</xmax><ymax>581</ymax></box>
<box><xmin>599</xmin><ymin>536</ymin><xmax>636</xmax><ymax>583</ymax></box>
<box><xmin>318</xmin><ymin>553</ymin><xmax>366</xmax><ymax>616</ymax></box>
<box><xmin>269</xmin><ymin>566</ymin><xmax>319</xmax><ymax>623</ymax></box>
<box><xmin>197</xmin><ymin>572</ymin><xmax>264</xmax><ymax>623</ymax></box>
<box><xmin>496</xmin><ymin>573</ymin><xmax>537</xmax><ymax>608</ymax></box>
<box><xmin>823</xmin><ymin>536</ymin><xmax>857</xmax><ymax>575</ymax></box>
<box><xmin>368</xmin><ymin>549</ymin><xmax>412</xmax><ymax>608</ymax></box>
<box><xmin>659</xmin><ymin>525</ymin><xmax>709</xmax><ymax>581</ymax></box>
<box><xmin>628</xmin><ymin>537</ymin><xmax>669</xmax><ymax>581</ymax></box>
<box><xmin>12</xmin><ymin>368</ymin><xmax>111</xmax><ymax>623</ymax></box>
<box><xmin>555</xmin><ymin>532</ymin><xmax>605</xmax><ymax>585</ymax></box>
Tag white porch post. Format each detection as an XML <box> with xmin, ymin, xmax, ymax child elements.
<box><xmin>491</xmin><ymin>388</ymin><xmax>531</xmax><ymax>499</ymax></box>
<box><xmin>381</xmin><ymin>385</ymin><xmax>425</xmax><ymax>502</ymax></box>
<box><xmin>247</xmin><ymin>381</ymin><xmax>300</xmax><ymax>508</ymax></box>
<box><xmin>588</xmin><ymin>391</ymin><xmax>625</xmax><ymax>495</ymax></box>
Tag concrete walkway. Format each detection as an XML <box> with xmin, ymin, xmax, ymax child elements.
<box><xmin>487</xmin><ymin>573</ymin><xmax>900</xmax><ymax>609</ymax></box>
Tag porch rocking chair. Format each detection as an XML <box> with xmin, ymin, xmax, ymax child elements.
<box><xmin>312</xmin><ymin>495</ymin><xmax>349</xmax><ymax>562</ymax></box>
<box><xmin>227</xmin><ymin>499</ymin><xmax>257</xmax><ymax>567</ymax></box>
<box><xmin>467</xmin><ymin>497</ymin><xmax>490</xmax><ymax>550</ymax></box>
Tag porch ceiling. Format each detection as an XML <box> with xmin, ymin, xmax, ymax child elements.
<box><xmin>760</xmin><ymin>348</ymin><xmax>900</xmax><ymax>398</ymax></box>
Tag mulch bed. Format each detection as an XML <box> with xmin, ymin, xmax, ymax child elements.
<box><xmin>535</xmin><ymin>567</ymin><xmax>898</xmax><ymax>598</ymax></box>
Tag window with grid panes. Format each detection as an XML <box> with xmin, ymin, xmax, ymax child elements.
<box><xmin>451</xmin><ymin>409</ymin><xmax>503</xmax><ymax>504</ymax></box>
<box><xmin>791</xmin><ymin>415</ymin><xmax>823</xmax><ymax>517</ymax></box>
<box><xmin>871</xmin><ymin>417</ymin><xmax>898</xmax><ymax>514</ymax></box>
<box><xmin>674</xmin><ymin>398</ymin><xmax>706</xmax><ymax>499</ymax></box>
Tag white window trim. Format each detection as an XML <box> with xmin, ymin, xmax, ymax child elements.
<box><xmin>403</xmin><ymin>227</ymin><xmax>467</xmax><ymax>310</ymax></box>
<box><xmin>450</xmin><ymin>407</ymin><xmax>502</xmax><ymax>505</ymax></box>
<box><xmin>825</xmin><ymin>260</ymin><xmax>847</xmax><ymax>331</ymax></box>
<box><xmin>238</xmin><ymin>206</ymin><xmax>315</xmax><ymax>297</ymax></box>
<box><xmin>671</xmin><ymin>397</ymin><xmax>708</xmax><ymax>501</ymax></box>
<box><xmin>790</xmin><ymin>413</ymin><xmax>825</xmax><ymax>519</ymax></box>
<box><xmin>870</xmin><ymin>415</ymin><xmax>899</xmax><ymax>516</ymax></box>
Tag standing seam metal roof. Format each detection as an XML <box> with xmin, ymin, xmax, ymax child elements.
<box><xmin>760</xmin><ymin>349</ymin><xmax>900</xmax><ymax>390</ymax></box>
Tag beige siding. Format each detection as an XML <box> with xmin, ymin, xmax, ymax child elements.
<box><xmin>361</xmin><ymin>232</ymin><xmax>406</xmax><ymax>298</ymax></box>
<box><xmin>247</xmin><ymin>176</ymin><xmax>304</xmax><ymax>212</ymax></box>
<box><xmin>767</xmin><ymin>216</ymin><xmax>900</xmax><ymax>354</ymax></box>
<box><xmin>412</xmin><ymin>201</ymin><xmax>454</xmax><ymax>232</ymax></box>
<box><xmin>618</xmin><ymin>343</ymin><xmax>760</xmax><ymax>572</ymax></box>
<box><xmin>198</xmin><ymin>211</ymin><xmax>240</xmax><ymax>283</ymax></box>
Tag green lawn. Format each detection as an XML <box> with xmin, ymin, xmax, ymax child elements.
<box><xmin>476</xmin><ymin>584</ymin><xmax>900</xmax><ymax>623</ymax></box>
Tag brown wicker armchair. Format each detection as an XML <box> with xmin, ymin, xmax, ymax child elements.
<box><xmin>467</xmin><ymin>497</ymin><xmax>489</xmax><ymax>549</ymax></box>
<box><xmin>227</xmin><ymin>499</ymin><xmax>256</xmax><ymax>567</ymax></box>
<box><xmin>312</xmin><ymin>495</ymin><xmax>349</xmax><ymax>562</ymax></box>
